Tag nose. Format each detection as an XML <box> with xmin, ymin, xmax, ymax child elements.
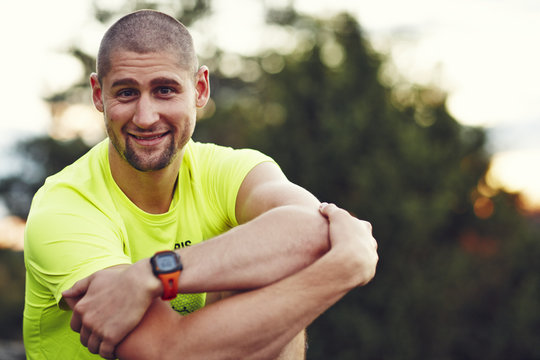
<box><xmin>132</xmin><ymin>94</ymin><xmax>159</xmax><ymax>129</ymax></box>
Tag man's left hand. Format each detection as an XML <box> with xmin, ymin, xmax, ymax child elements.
<box><xmin>62</xmin><ymin>261</ymin><xmax>162</xmax><ymax>359</ymax></box>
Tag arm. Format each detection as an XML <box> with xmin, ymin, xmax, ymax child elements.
<box><xmin>114</xmin><ymin>203</ymin><xmax>378</xmax><ymax>360</ymax></box>
<box><xmin>204</xmin><ymin>292</ymin><xmax>306</xmax><ymax>360</ymax></box>
<box><xmin>64</xmin><ymin>162</ymin><xmax>330</xmax><ymax>357</ymax></box>
<box><xmin>164</xmin><ymin>161</ymin><xmax>330</xmax><ymax>292</ymax></box>
<box><xmin>65</xmin><ymin>202</ymin><xmax>377</xmax><ymax>359</ymax></box>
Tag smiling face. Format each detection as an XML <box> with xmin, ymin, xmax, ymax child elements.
<box><xmin>91</xmin><ymin>50</ymin><xmax>209</xmax><ymax>172</ymax></box>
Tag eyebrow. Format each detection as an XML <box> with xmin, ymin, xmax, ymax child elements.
<box><xmin>150</xmin><ymin>77</ymin><xmax>182</xmax><ymax>87</ymax></box>
<box><xmin>111</xmin><ymin>77</ymin><xmax>183</xmax><ymax>88</ymax></box>
<box><xmin>111</xmin><ymin>78</ymin><xmax>138</xmax><ymax>88</ymax></box>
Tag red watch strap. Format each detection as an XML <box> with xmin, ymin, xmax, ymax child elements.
<box><xmin>159</xmin><ymin>270</ymin><xmax>181</xmax><ymax>300</ymax></box>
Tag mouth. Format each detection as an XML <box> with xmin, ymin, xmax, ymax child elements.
<box><xmin>128</xmin><ymin>131</ymin><xmax>170</xmax><ymax>146</ymax></box>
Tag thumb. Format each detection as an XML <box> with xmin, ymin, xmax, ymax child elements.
<box><xmin>62</xmin><ymin>276</ymin><xmax>91</xmax><ymax>299</ymax></box>
<box><xmin>320</xmin><ymin>203</ymin><xmax>353</xmax><ymax>225</ymax></box>
<box><xmin>319</xmin><ymin>202</ymin><xmax>338</xmax><ymax>218</ymax></box>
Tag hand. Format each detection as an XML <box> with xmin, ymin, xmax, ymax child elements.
<box><xmin>319</xmin><ymin>203</ymin><xmax>378</xmax><ymax>287</ymax></box>
<box><xmin>62</xmin><ymin>261</ymin><xmax>162</xmax><ymax>359</ymax></box>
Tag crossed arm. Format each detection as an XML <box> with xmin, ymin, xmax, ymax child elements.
<box><xmin>62</xmin><ymin>162</ymin><xmax>378</xmax><ymax>359</ymax></box>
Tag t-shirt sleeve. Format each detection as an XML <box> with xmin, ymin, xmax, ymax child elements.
<box><xmin>197</xmin><ymin>144</ymin><xmax>276</xmax><ymax>227</ymax></box>
<box><xmin>25</xmin><ymin>185</ymin><xmax>131</xmax><ymax>305</ymax></box>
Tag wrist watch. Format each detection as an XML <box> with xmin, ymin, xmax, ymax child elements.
<box><xmin>150</xmin><ymin>250</ymin><xmax>183</xmax><ymax>300</ymax></box>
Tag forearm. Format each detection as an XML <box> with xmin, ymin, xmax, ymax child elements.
<box><xmin>63</xmin><ymin>204</ymin><xmax>328</xmax><ymax>359</ymax></box>
<box><xmin>176</xmin><ymin>204</ymin><xmax>330</xmax><ymax>293</ymax></box>
<box><xmin>65</xmin><ymin>203</ymin><xmax>377</xmax><ymax>360</ymax></box>
<box><xmin>206</xmin><ymin>293</ymin><xmax>307</xmax><ymax>360</ymax></box>
<box><xmin>116</xmin><ymin>250</ymin><xmax>357</xmax><ymax>360</ymax></box>
<box><xmin>274</xmin><ymin>330</ymin><xmax>306</xmax><ymax>360</ymax></box>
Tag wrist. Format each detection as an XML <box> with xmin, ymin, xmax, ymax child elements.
<box><xmin>149</xmin><ymin>250</ymin><xmax>183</xmax><ymax>300</ymax></box>
<box><xmin>134</xmin><ymin>258</ymin><xmax>163</xmax><ymax>299</ymax></box>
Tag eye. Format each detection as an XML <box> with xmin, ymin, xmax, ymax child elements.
<box><xmin>117</xmin><ymin>88</ymin><xmax>138</xmax><ymax>99</ymax></box>
<box><xmin>156</xmin><ymin>87</ymin><xmax>176</xmax><ymax>97</ymax></box>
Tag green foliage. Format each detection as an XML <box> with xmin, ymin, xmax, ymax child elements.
<box><xmin>46</xmin><ymin>0</ymin><xmax>211</xmax><ymax>106</ymax></box>
<box><xmin>0</xmin><ymin>250</ymin><xmax>25</xmax><ymax>340</ymax></box>
<box><xmin>1</xmin><ymin>2</ymin><xmax>540</xmax><ymax>359</ymax></box>
<box><xmin>194</xmin><ymin>9</ymin><xmax>540</xmax><ymax>360</ymax></box>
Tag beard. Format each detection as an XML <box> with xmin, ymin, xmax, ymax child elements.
<box><xmin>107</xmin><ymin>125</ymin><xmax>180</xmax><ymax>172</ymax></box>
<box><xmin>123</xmin><ymin>135</ymin><xmax>178</xmax><ymax>172</ymax></box>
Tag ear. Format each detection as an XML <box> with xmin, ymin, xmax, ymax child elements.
<box><xmin>194</xmin><ymin>66</ymin><xmax>210</xmax><ymax>108</ymax></box>
<box><xmin>90</xmin><ymin>73</ymin><xmax>104</xmax><ymax>113</ymax></box>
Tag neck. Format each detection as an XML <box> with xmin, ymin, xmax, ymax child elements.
<box><xmin>108</xmin><ymin>144</ymin><xmax>182</xmax><ymax>214</ymax></box>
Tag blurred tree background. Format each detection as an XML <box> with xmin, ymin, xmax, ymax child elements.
<box><xmin>1</xmin><ymin>0</ymin><xmax>540</xmax><ymax>358</ymax></box>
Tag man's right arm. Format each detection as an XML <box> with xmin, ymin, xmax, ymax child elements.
<box><xmin>177</xmin><ymin>204</ymin><xmax>330</xmax><ymax>293</ymax></box>
<box><xmin>114</xmin><ymin>203</ymin><xmax>378</xmax><ymax>360</ymax></box>
<box><xmin>64</xmin><ymin>204</ymin><xmax>378</xmax><ymax>359</ymax></box>
<box><xmin>64</xmin><ymin>204</ymin><xmax>330</xmax><ymax>358</ymax></box>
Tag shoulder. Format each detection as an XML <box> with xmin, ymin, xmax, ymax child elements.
<box><xmin>32</xmin><ymin>139</ymin><xmax>110</xmax><ymax>205</ymax></box>
<box><xmin>186</xmin><ymin>140</ymin><xmax>274</xmax><ymax>171</ymax></box>
<box><xmin>182</xmin><ymin>141</ymin><xmax>277</xmax><ymax>225</ymax></box>
<box><xmin>27</xmin><ymin>139</ymin><xmax>119</xmax><ymax>241</ymax></box>
<box><xmin>37</xmin><ymin>139</ymin><xmax>108</xmax><ymax>192</ymax></box>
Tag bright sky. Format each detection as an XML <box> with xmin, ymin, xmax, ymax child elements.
<box><xmin>1</xmin><ymin>0</ymin><xmax>540</xmax><ymax>209</ymax></box>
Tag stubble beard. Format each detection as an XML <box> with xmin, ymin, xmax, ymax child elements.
<box><xmin>123</xmin><ymin>136</ymin><xmax>178</xmax><ymax>172</ymax></box>
<box><xmin>108</xmin><ymin>125</ymin><xmax>179</xmax><ymax>172</ymax></box>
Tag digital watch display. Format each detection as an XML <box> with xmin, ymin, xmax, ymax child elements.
<box><xmin>150</xmin><ymin>250</ymin><xmax>183</xmax><ymax>300</ymax></box>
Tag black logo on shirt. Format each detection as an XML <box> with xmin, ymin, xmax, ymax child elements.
<box><xmin>174</xmin><ymin>240</ymin><xmax>192</xmax><ymax>249</ymax></box>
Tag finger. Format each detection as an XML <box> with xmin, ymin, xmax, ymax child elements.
<box><xmin>318</xmin><ymin>202</ymin><xmax>329</xmax><ymax>216</ymax></box>
<box><xmin>360</xmin><ymin>220</ymin><xmax>373</xmax><ymax>232</ymax></box>
<box><xmin>100</xmin><ymin>341</ymin><xmax>117</xmax><ymax>360</ymax></box>
<box><xmin>373</xmin><ymin>238</ymin><xmax>379</xmax><ymax>250</ymax></box>
<box><xmin>322</xmin><ymin>204</ymin><xmax>352</xmax><ymax>223</ymax></box>
<box><xmin>70</xmin><ymin>308</ymin><xmax>83</xmax><ymax>333</ymax></box>
<box><xmin>62</xmin><ymin>294</ymin><xmax>81</xmax><ymax>310</ymax></box>
<box><xmin>62</xmin><ymin>277</ymin><xmax>91</xmax><ymax>298</ymax></box>
<box><xmin>319</xmin><ymin>202</ymin><xmax>338</xmax><ymax>217</ymax></box>
<box><xmin>87</xmin><ymin>333</ymin><xmax>101</xmax><ymax>354</ymax></box>
<box><xmin>79</xmin><ymin>326</ymin><xmax>90</xmax><ymax>347</ymax></box>
<box><xmin>357</xmin><ymin>220</ymin><xmax>377</xmax><ymax>249</ymax></box>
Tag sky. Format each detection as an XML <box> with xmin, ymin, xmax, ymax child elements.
<box><xmin>1</xmin><ymin>0</ymin><xmax>540</xmax><ymax>210</ymax></box>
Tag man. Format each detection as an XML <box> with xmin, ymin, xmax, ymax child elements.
<box><xmin>23</xmin><ymin>9</ymin><xmax>378</xmax><ymax>360</ymax></box>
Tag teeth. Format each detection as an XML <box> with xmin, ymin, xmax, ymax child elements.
<box><xmin>134</xmin><ymin>134</ymin><xmax>163</xmax><ymax>140</ymax></box>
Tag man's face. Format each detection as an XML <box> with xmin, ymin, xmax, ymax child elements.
<box><xmin>91</xmin><ymin>50</ymin><xmax>207</xmax><ymax>172</ymax></box>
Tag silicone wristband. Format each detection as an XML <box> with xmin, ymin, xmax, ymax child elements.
<box><xmin>160</xmin><ymin>270</ymin><xmax>181</xmax><ymax>300</ymax></box>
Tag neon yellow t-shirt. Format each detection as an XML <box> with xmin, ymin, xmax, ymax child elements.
<box><xmin>23</xmin><ymin>139</ymin><xmax>273</xmax><ymax>359</ymax></box>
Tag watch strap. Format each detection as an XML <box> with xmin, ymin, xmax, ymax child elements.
<box><xmin>159</xmin><ymin>270</ymin><xmax>181</xmax><ymax>300</ymax></box>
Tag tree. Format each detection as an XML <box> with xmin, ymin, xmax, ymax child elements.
<box><xmin>195</xmin><ymin>8</ymin><xmax>540</xmax><ymax>359</ymax></box>
<box><xmin>0</xmin><ymin>249</ymin><xmax>25</xmax><ymax>340</ymax></box>
<box><xmin>2</xmin><ymin>2</ymin><xmax>540</xmax><ymax>359</ymax></box>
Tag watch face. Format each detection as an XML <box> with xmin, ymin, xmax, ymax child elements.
<box><xmin>156</xmin><ymin>254</ymin><xmax>178</xmax><ymax>271</ymax></box>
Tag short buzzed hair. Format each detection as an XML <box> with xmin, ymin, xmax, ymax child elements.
<box><xmin>97</xmin><ymin>10</ymin><xmax>198</xmax><ymax>82</ymax></box>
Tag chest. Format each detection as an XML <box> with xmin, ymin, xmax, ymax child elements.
<box><xmin>117</xmin><ymin>186</ymin><xmax>232</xmax><ymax>262</ymax></box>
